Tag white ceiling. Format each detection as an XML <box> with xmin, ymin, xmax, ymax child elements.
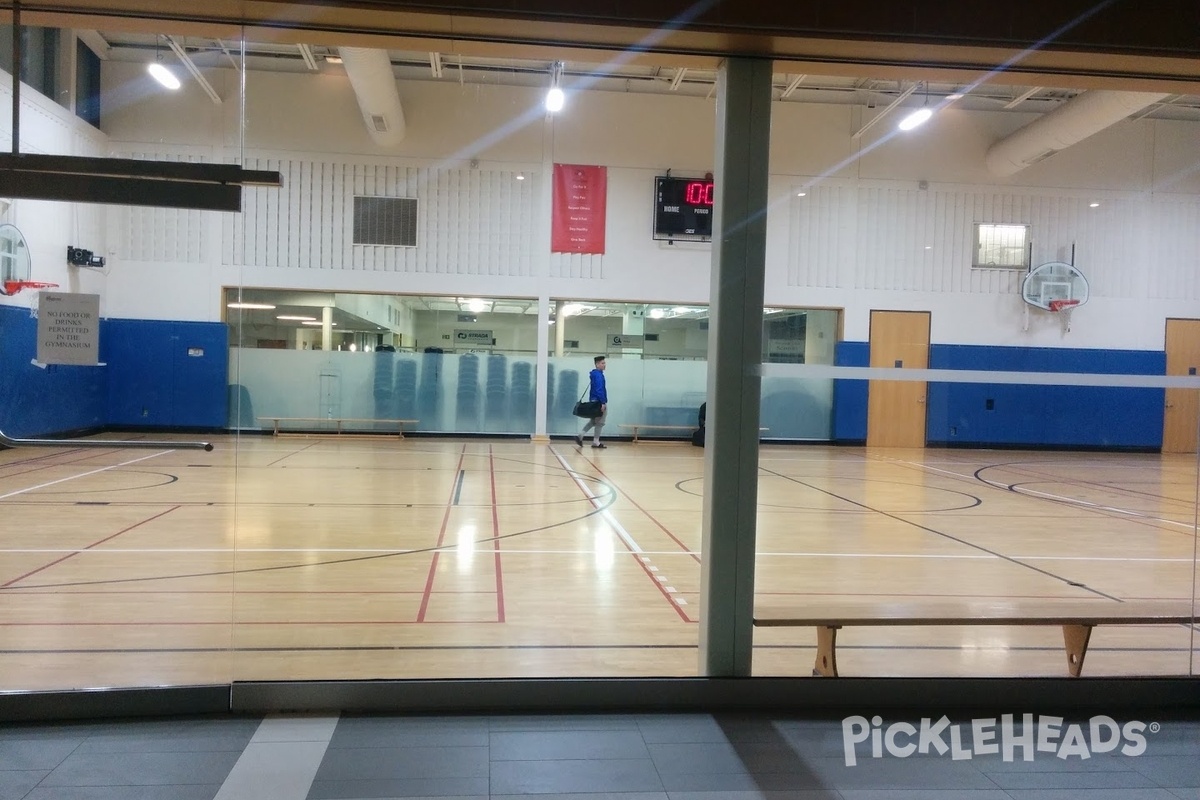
<box><xmin>87</xmin><ymin>31</ymin><xmax>1200</xmax><ymax>122</ymax></box>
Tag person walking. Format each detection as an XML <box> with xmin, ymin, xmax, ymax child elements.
<box><xmin>575</xmin><ymin>355</ymin><xmax>608</xmax><ymax>449</ymax></box>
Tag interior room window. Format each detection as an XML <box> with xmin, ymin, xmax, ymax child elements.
<box><xmin>973</xmin><ymin>223</ymin><xmax>1030</xmax><ymax>269</ymax></box>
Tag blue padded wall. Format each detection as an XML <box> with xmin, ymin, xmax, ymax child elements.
<box><xmin>0</xmin><ymin>304</ymin><xmax>106</xmax><ymax>437</ymax></box>
<box><xmin>103</xmin><ymin>319</ymin><xmax>228</xmax><ymax>429</ymax></box>
<box><xmin>927</xmin><ymin>345</ymin><xmax>1164</xmax><ymax>449</ymax></box>
<box><xmin>833</xmin><ymin>341</ymin><xmax>869</xmax><ymax>443</ymax></box>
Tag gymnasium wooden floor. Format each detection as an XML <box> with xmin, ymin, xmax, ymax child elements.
<box><xmin>0</xmin><ymin>435</ymin><xmax>1197</xmax><ymax>691</ymax></box>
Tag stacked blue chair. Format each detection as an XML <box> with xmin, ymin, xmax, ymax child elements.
<box><xmin>456</xmin><ymin>353</ymin><xmax>481</xmax><ymax>430</ymax></box>
<box><xmin>417</xmin><ymin>349</ymin><xmax>444</xmax><ymax>431</ymax></box>
<box><xmin>509</xmin><ymin>361</ymin><xmax>534</xmax><ymax>432</ymax></box>
<box><xmin>485</xmin><ymin>354</ymin><xmax>509</xmax><ymax>431</ymax></box>
<box><xmin>394</xmin><ymin>359</ymin><xmax>418</xmax><ymax>423</ymax></box>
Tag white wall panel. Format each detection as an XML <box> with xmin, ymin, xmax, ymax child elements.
<box><xmin>224</xmin><ymin>158</ymin><xmax>535</xmax><ymax>277</ymax></box>
<box><xmin>1149</xmin><ymin>197</ymin><xmax>1200</xmax><ymax>301</ymax></box>
<box><xmin>786</xmin><ymin>184</ymin><xmax>1190</xmax><ymax>309</ymax></box>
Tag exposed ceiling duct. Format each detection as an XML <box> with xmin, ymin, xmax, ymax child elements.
<box><xmin>986</xmin><ymin>90</ymin><xmax>1168</xmax><ymax>176</ymax></box>
<box><xmin>338</xmin><ymin>47</ymin><xmax>407</xmax><ymax>146</ymax></box>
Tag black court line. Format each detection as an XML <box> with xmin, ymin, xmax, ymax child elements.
<box><xmin>2</xmin><ymin>643</ymin><xmax>1193</xmax><ymax>656</ymax></box>
<box><xmin>975</xmin><ymin>460</ymin><xmax>1199</xmax><ymax>537</ymax></box>
<box><xmin>758</xmin><ymin>465</ymin><xmax>1122</xmax><ymax>602</ymax></box>
<box><xmin>263</xmin><ymin>440</ymin><xmax>320</xmax><ymax>468</ymax></box>
<box><xmin>676</xmin><ymin>474</ymin><xmax>983</xmax><ymax>513</ymax></box>
<box><xmin>452</xmin><ymin>469</ymin><xmax>465</xmax><ymax>505</ymax></box>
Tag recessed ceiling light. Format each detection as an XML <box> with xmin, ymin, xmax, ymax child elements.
<box><xmin>796</xmin><ymin>191</ymin><xmax>807</xmax><ymax>197</ymax></box>
<box><xmin>227</xmin><ymin>302</ymin><xmax>276</xmax><ymax>310</ymax></box>
<box><xmin>516</xmin><ymin>173</ymin><xmax>526</xmax><ymax>181</ymax></box>
<box><xmin>302</xmin><ymin>320</ymin><xmax>336</xmax><ymax>326</ymax></box>
<box><xmin>1089</xmin><ymin>202</ymin><xmax>1100</xmax><ymax>208</ymax></box>
<box><xmin>947</xmin><ymin>93</ymin><xmax>964</xmax><ymax>101</ymax></box>
<box><xmin>545</xmin><ymin>87</ymin><xmax>565</xmax><ymax>113</ymax></box>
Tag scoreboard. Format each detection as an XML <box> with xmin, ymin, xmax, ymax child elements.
<box><xmin>653</xmin><ymin>176</ymin><xmax>714</xmax><ymax>240</ymax></box>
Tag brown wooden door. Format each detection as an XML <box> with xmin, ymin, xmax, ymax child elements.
<box><xmin>1163</xmin><ymin>318</ymin><xmax>1200</xmax><ymax>454</ymax></box>
<box><xmin>867</xmin><ymin>310</ymin><xmax>930</xmax><ymax>448</ymax></box>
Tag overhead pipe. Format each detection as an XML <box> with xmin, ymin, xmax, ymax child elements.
<box><xmin>338</xmin><ymin>47</ymin><xmax>406</xmax><ymax>146</ymax></box>
<box><xmin>986</xmin><ymin>90</ymin><xmax>1167</xmax><ymax>176</ymax></box>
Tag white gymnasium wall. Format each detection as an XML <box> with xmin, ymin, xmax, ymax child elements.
<box><xmin>0</xmin><ymin>69</ymin><xmax>109</xmax><ymax>308</ymax></box>
<box><xmin>92</xmin><ymin>62</ymin><xmax>1200</xmax><ymax>350</ymax></box>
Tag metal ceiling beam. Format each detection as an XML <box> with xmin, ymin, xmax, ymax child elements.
<box><xmin>780</xmin><ymin>73</ymin><xmax>806</xmax><ymax>99</ymax></box>
<box><xmin>1003</xmin><ymin>86</ymin><xmax>1043</xmax><ymax>109</ymax></box>
<box><xmin>430</xmin><ymin>51</ymin><xmax>443</xmax><ymax>78</ymax></box>
<box><xmin>0</xmin><ymin>153</ymin><xmax>282</xmax><ymax>212</ymax></box>
<box><xmin>76</xmin><ymin>29</ymin><xmax>109</xmax><ymax>59</ymax></box>
<box><xmin>215</xmin><ymin>39</ymin><xmax>241</xmax><ymax>71</ymax></box>
<box><xmin>165</xmin><ymin>35</ymin><xmax>222</xmax><ymax>104</ymax></box>
<box><xmin>297</xmin><ymin>42</ymin><xmax>319</xmax><ymax>71</ymax></box>
<box><xmin>851</xmin><ymin>82</ymin><xmax>917</xmax><ymax>140</ymax></box>
<box><xmin>669</xmin><ymin>67</ymin><xmax>686</xmax><ymax>90</ymax></box>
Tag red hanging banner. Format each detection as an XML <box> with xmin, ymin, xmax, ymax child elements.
<box><xmin>551</xmin><ymin>163</ymin><xmax>607</xmax><ymax>254</ymax></box>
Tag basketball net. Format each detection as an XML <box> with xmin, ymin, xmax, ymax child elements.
<box><xmin>1048</xmin><ymin>298</ymin><xmax>1080</xmax><ymax>333</ymax></box>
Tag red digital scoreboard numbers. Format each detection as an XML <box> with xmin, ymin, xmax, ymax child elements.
<box><xmin>653</xmin><ymin>176</ymin><xmax>714</xmax><ymax>240</ymax></box>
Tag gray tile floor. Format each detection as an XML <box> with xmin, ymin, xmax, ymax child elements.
<box><xmin>1</xmin><ymin>712</ymin><xmax>1197</xmax><ymax>799</ymax></box>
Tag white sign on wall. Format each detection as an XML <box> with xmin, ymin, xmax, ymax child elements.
<box><xmin>454</xmin><ymin>329</ymin><xmax>494</xmax><ymax>345</ymax></box>
<box><xmin>607</xmin><ymin>333</ymin><xmax>644</xmax><ymax>348</ymax></box>
<box><xmin>37</xmin><ymin>292</ymin><xmax>100</xmax><ymax>366</ymax></box>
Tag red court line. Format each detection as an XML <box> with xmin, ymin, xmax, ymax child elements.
<box><xmin>1</xmin><ymin>506</ymin><xmax>181</xmax><ymax>588</ymax></box>
<box><xmin>588</xmin><ymin>459</ymin><xmax>699</xmax><ymax>562</ymax></box>
<box><xmin>489</xmin><ymin>445</ymin><xmax>506</xmax><ymax>623</ymax></box>
<box><xmin>415</xmin><ymin>444</ymin><xmax>467</xmax><ymax>622</ymax></box>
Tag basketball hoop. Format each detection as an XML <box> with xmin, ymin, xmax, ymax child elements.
<box><xmin>1048</xmin><ymin>298</ymin><xmax>1081</xmax><ymax>333</ymax></box>
<box><xmin>2</xmin><ymin>280</ymin><xmax>59</xmax><ymax>296</ymax></box>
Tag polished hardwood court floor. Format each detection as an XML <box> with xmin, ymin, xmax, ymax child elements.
<box><xmin>0</xmin><ymin>435</ymin><xmax>1197</xmax><ymax>691</ymax></box>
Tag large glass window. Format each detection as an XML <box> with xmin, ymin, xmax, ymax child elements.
<box><xmin>0</xmin><ymin>14</ymin><xmax>1196</xmax><ymax>699</ymax></box>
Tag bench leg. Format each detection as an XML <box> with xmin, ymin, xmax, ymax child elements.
<box><xmin>1062</xmin><ymin>624</ymin><xmax>1093</xmax><ymax>677</ymax></box>
<box><xmin>814</xmin><ymin>625</ymin><xmax>840</xmax><ymax>677</ymax></box>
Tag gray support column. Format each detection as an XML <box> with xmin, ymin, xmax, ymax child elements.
<box><xmin>699</xmin><ymin>57</ymin><xmax>773</xmax><ymax>677</ymax></box>
<box><xmin>533</xmin><ymin>294</ymin><xmax>550</xmax><ymax>442</ymax></box>
<box><xmin>321</xmin><ymin>306</ymin><xmax>333</xmax><ymax>352</ymax></box>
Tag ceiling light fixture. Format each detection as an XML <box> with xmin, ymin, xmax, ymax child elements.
<box><xmin>545</xmin><ymin>61</ymin><xmax>565</xmax><ymax>113</ymax></box>
<box><xmin>467</xmin><ymin>298</ymin><xmax>486</xmax><ymax>313</ymax></box>
<box><xmin>898</xmin><ymin>81</ymin><xmax>932</xmax><ymax>131</ymax></box>
<box><xmin>516</xmin><ymin>172</ymin><xmax>526</xmax><ymax>181</ymax></box>
<box><xmin>147</xmin><ymin>36</ymin><xmax>181</xmax><ymax>90</ymax></box>
<box><xmin>227</xmin><ymin>302</ymin><xmax>276</xmax><ymax>310</ymax></box>
<box><xmin>302</xmin><ymin>320</ymin><xmax>336</xmax><ymax>326</ymax></box>
<box><xmin>276</xmin><ymin>315</ymin><xmax>316</xmax><ymax>321</ymax></box>
<box><xmin>1089</xmin><ymin>202</ymin><xmax>1101</xmax><ymax>208</ymax></box>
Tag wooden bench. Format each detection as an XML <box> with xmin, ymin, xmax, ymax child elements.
<box><xmin>754</xmin><ymin>600</ymin><xmax>1200</xmax><ymax>678</ymax></box>
<box><xmin>259</xmin><ymin>417</ymin><xmax>418</xmax><ymax>438</ymax></box>
<box><xmin>618</xmin><ymin>423</ymin><xmax>695</xmax><ymax>442</ymax></box>
<box><xmin>618</xmin><ymin>424</ymin><xmax>769</xmax><ymax>443</ymax></box>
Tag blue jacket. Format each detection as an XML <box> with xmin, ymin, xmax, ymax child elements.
<box><xmin>588</xmin><ymin>368</ymin><xmax>607</xmax><ymax>404</ymax></box>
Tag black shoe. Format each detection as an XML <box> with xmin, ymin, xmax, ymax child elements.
<box><xmin>574</xmin><ymin>435</ymin><xmax>583</xmax><ymax>447</ymax></box>
<box><xmin>591</xmin><ymin>443</ymin><xmax>607</xmax><ymax>449</ymax></box>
